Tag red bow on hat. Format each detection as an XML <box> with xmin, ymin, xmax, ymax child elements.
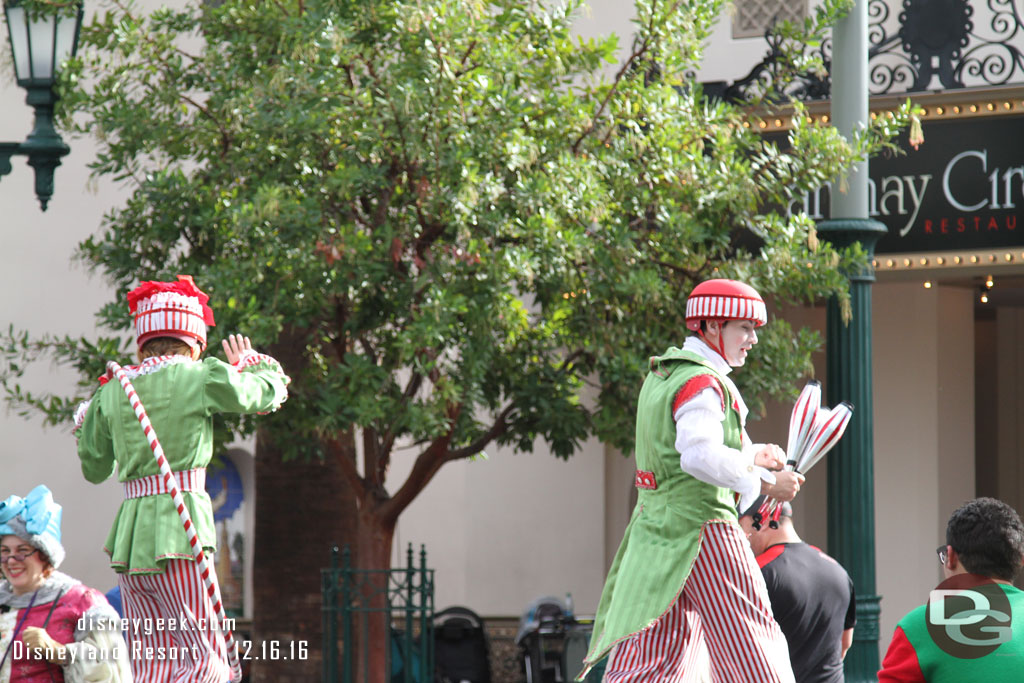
<box><xmin>126</xmin><ymin>274</ymin><xmax>216</xmax><ymax>325</ymax></box>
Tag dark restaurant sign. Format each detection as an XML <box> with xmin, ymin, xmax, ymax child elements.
<box><xmin>786</xmin><ymin>115</ymin><xmax>1024</xmax><ymax>254</ymax></box>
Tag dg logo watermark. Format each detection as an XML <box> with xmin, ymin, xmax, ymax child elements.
<box><xmin>926</xmin><ymin>575</ymin><xmax>1013</xmax><ymax>659</ymax></box>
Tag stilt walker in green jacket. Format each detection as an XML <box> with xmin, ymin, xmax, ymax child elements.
<box><xmin>580</xmin><ymin>279</ymin><xmax>805</xmax><ymax>683</ymax></box>
<box><xmin>75</xmin><ymin>276</ymin><xmax>290</xmax><ymax>683</ymax></box>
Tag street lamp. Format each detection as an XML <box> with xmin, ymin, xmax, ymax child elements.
<box><xmin>1</xmin><ymin>0</ymin><xmax>83</xmax><ymax>210</ymax></box>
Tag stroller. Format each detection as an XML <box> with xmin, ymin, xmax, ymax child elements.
<box><xmin>516</xmin><ymin>596</ymin><xmax>603</xmax><ymax>683</ymax></box>
<box><xmin>433</xmin><ymin>606</ymin><xmax>492</xmax><ymax>683</ymax></box>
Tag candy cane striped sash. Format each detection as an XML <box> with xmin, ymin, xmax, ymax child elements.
<box><xmin>124</xmin><ymin>468</ymin><xmax>206</xmax><ymax>500</ymax></box>
<box><xmin>107</xmin><ymin>361</ymin><xmax>242</xmax><ymax>683</ymax></box>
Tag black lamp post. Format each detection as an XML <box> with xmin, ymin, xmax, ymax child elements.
<box><xmin>1</xmin><ymin>0</ymin><xmax>83</xmax><ymax>210</ymax></box>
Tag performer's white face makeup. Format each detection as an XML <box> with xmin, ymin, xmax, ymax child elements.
<box><xmin>0</xmin><ymin>535</ymin><xmax>49</xmax><ymax>595</ymax></box>
<box><xmin>706</xmin><ymin>320</ymin><xmax>758</xmax><ymax>366</ymax></box>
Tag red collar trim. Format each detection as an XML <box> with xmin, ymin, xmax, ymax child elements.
<box><xmin>756</xmin><ymin>544</ymin><xmax>786</xmax><ymax>568</ymax></box>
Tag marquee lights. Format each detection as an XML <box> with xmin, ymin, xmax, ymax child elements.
<box><xmin>753</xmin><ymin>93</ymin><xmax>1024</xmax><ymax>131</ymax></box>
<box><xmin>871</xmin><ymin>250</ymin><xmax>1024</xmax><ymax>271</ymax></box>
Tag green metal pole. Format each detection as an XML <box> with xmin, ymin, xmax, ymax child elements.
<box><xmin>323</xmin><ymin>545</ymin><xmax>340</xmax><ymax>683</ymax></box>
<box><xmin>419</xmin><ymin>544</ymin><xmax>433</xmax><ymax>683</ymax></box>
<box><xmin>819</xmin><ymin>219</ymin><xmax>885</xmax><ymax>681</ymax></box>
<box><xmin>404</xmin><ymin>544</ymin><xmax>414</xmax><ymax>683</ymax></box>
<box><xmin>825</xmin><ymin>2</ymin><xmax>883</xmax><ymax>677</ymax></box>
<box><xmin>341</xmin><ymin>546</ymin><xmax>353</xmax><ymax>683</ymax></box>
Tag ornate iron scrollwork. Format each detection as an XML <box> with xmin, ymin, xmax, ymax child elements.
<box><xmin>954</xmin><ymin>0</ymin><xmax>1024</xmax><ymax>87</ymax></box>
<box><xmin>718</xmin><ymin>30</ymin><xmax>833</xmax><ymax>103</ymax></box>
<box><xmin>897</xmin><ymin>0</ymin><xmax>973</xmax><ymax>90</ymax></box>
<box><xmin>709</xmin><ymin>0</ymin><xmax>1024</xmax><ymax>101</ymax></box>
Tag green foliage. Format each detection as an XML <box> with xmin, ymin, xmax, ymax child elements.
<box><xmin>7</xmin><ymin>0</ymin><xmax>913</xmax><ymax>471</ymax></box>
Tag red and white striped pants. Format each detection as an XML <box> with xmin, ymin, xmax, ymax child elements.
<box><xmin>604</xmin><ymin>522</ymin><xmax>794</xmax><ymax>683</ymax></box>
<box><xmin>119</xmin><ymin>558</ymin><xmax>231</xmax><ymax>683</ymax></box>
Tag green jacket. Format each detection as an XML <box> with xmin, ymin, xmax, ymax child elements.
<box><xmin>582</xmin><ymin>347</ymin><xmax>742</xmax><ymax>675</ymax></box>
<box><xmin>77</xmin><ymin>354</ymin><xmax>289</xmax><ymax>574</ymax></box>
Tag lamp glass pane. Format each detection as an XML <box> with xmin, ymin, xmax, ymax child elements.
<box><xmin>27</xmin><ymin>12</ymin><xmax>56</xmax><ymax>80</ymax></box>
<box><xmin>4</xmin><ymin>5</ymin><xmax>30</xmax><ymax>81</ymax></box>
<box><xmin>53</xmin><ymin>12</ymin><xmax>79</xmax><ymax>66</ymax></box>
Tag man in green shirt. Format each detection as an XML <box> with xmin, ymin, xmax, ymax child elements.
<box><xmin>878</xmin><ymin>497</ymin><xmax>1024</xmax><ymax>682</ymax></box>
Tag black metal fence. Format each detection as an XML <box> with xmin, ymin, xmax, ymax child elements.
<box><xmin>322</xmin><ymin>544</ymin><xmax>435</xmax><ymax>683</ymax></box>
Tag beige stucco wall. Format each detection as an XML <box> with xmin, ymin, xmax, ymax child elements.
<box><xmin>2</xmin><ymin>15</ymin><xmax>123</xmax><ymax>595</ymax></box>
<box><xmin>872</xmin><ymin>282</ymin><xmax>976</xmax><ymax>645</ymax></box>
<box><xmin>995</xmin><ymin>308</ymin><xmax>1024</xmax><ymax>516</ymax></box>
<box><xmin>388</xmin><ymin>434</ymin><xmax>609</xmax><ymax>618</ymax></box>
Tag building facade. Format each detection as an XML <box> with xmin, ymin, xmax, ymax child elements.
<box><xmin>2</xmin><ymin>0</ymin><xmax>1022</xmax><ymax>666</ymax></box>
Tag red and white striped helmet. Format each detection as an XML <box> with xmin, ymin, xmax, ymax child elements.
<box><xmin>127</xmin><ymin>275</ymin><xmax>216</xmax><ymax>351</ymax></box>
<box><xmin>685</xmin><ymin>278</ymin><xmax>767</xmax><ymax>331</ymax></box>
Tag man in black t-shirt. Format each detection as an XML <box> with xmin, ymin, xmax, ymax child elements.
<box><xmin>739</xmin><ymin>497</ymin><xmax>856</xmax><ymax>683</ymax></box>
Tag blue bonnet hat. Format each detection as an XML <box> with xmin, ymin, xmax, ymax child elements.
<box><xmin>0</xmin><ymin>485</ymin><xmax>65</xmax><ymax>569</ymax></box>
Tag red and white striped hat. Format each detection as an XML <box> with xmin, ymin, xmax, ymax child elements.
<box><xmin>685</xmin><ymin>278</ymin><xmax>767</xmax><ymax>331</ymax></box>
<box><xmin>127</xmin><ymin>275</ymin><xmax>216</xmax><ymax>351</ymax></box>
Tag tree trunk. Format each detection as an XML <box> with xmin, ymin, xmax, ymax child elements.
<box><xmin>251</xmin><ymin>431</ymin><xmax>358</xmax><ymax>683</ymax></box>
<box><xmin>353</xmin><ymin>501</ymin><xmax>396</xmax><ymax>683</ymax></box>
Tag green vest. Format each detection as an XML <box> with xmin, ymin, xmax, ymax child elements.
<box><xmin>898</xmin><ymin>583</ymin><xmax>1024</xmax><ymax>682</ymax></box>
<box><xmin>582</xmin><ymin>347</ymin><xmax>743</xmax><ymax>674</ymax></box>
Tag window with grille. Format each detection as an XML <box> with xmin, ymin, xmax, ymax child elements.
<box><xmin>732</xmin><ymin>0</ymin><xmax>807</xmax><ymax>39</ymax></box>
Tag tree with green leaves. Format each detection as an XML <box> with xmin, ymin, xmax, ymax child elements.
<box><xmin>3</xmin><ymin>0</ymin><xmax>915</xmax><ymax>679</ymax></box>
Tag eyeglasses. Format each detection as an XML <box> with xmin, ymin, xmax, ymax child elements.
<box><xmin>0</xmin><ymin>549</ymin><xmax>38</xmax><ymax>564</ymax></box>
<box><xmin>936</xmin><ymin>544</ymin><xmax>949</xmax><ymax>565</ymax></box>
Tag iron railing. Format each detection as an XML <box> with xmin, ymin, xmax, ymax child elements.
<box><xmin>712</xmin><ymin>0</ymin><xmax>1024</xmax><ymax>102</ymax></box>
<box><xmin>322</xmin><ymin>544</ymin><xmax>435</xmax><ymax>683</ymax></box>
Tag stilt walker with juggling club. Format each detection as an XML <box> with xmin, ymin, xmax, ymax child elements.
<box><xmin>75</xmin><ymin>276</ymin><xmax>290</xmax><ymax>683</ymax></box>
<box><xmin>580</xmin><ymin>279</ymin><xmax>804</xmax><ymax>683</ymax></box>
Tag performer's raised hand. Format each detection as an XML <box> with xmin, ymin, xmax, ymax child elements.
<box><xmin>222</xmin><ymin>333</ymin><xmax>253</xmax><ymax>365</ymax></box>
<box><xmin>762</xmin><ymin>470</ymin><xmax>804</xmax><ymax>502</ymax></box>
<box><xmin>753</xmin><ymin>444</ymin><xmax>786</xmax><ymax>471</ymax></box>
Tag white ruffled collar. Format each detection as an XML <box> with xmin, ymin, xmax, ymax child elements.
<box><xmin>683</xmin><ymin>336</ymin><xmax>733</xmax><ymax>376</ymax></box>
<box><xmin>107</xmin><ymin>354</ymin><xmax>194</xmax><ymax>381</ymax></box>
<box><xmin>683</xmin><ymin>336</ymin><xmax>749</xmax><ymax>424</ymax></box>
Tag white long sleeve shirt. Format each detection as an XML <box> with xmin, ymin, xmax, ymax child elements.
<box><xmin>673</xmin><ymin>337</ymin><xmax>776</xmax><ymax>514</ymax></box>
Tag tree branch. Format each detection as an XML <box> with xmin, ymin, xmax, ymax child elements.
<box><xmin>332</xmin><ymin>296</ymin><xmax>349</xmax><ymax>363</ymax></box>
<box><xmin>570</xmin><ymin>1</ymin><xmax>684</xmax><ymax>154</ymax></box>
<box><xmin>570</xmin><ymin>34</ymin><xmax>653</xmax><ymax>154</ymax></box>
<box><xmin>364</xmin><ymin>426</ymin><xmax>386</xmax><ymax>491</ymax></box>
<box><xmin>178</xmin><ymin>93</ymin><xmax>232</xmax><ymax>158</ymax></box>
<box><xmin>454</xmin><ymin>40</ymin><xmax>478</xmax><ymax>76</ymax></box>
<box><xmin>447</xmin><ymin>404</ymin><xmax>514</xmax><ymax>461</ymax></box>
<box><xmin>359</xmin><ymin>336</ymin><xmax>377</xmax><ymax>364</ymax></box>
<box><xmin>380</xmin><ymin>403</ymin><xmax>462</xmax><ymax>525</ymax></box>
<box><xmin>379</xmin><ymin>369</ymin><xmax>424</xmax><ymax>459</ymax></box>
<box><xmin>326</xmin><ymin>435</ymin><xmax>366</xmax><ymax>495</ymax></box>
